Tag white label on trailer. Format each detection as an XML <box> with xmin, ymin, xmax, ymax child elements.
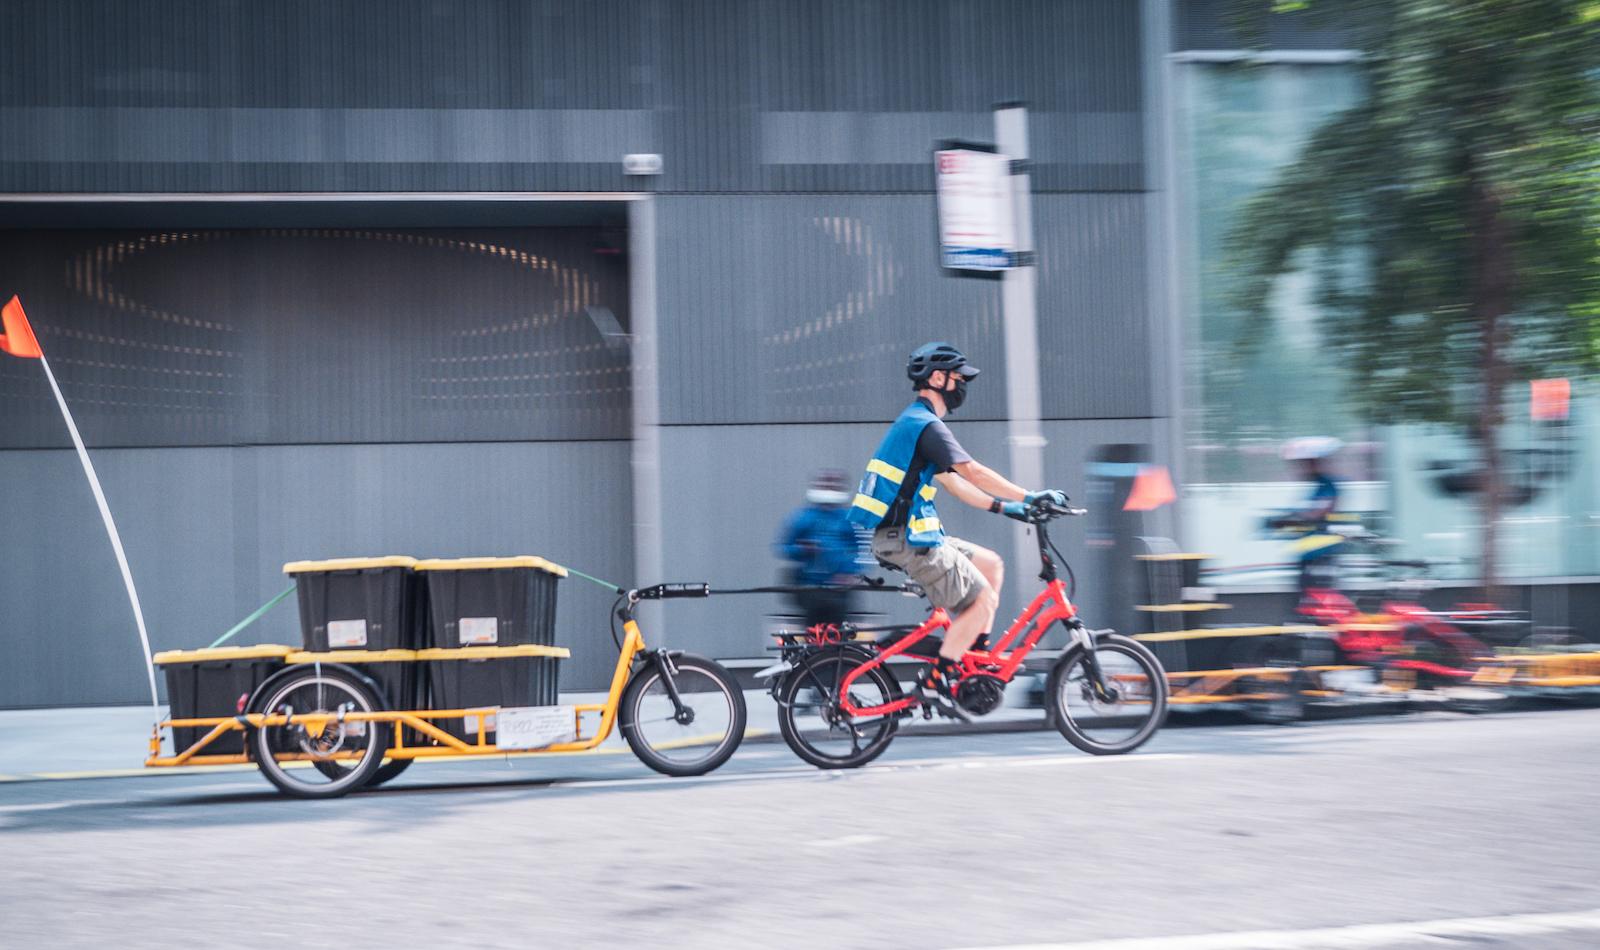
<box><xmin>459</xmin><ymin>616</ymin><xmax>499</xmax><ymax>645</ymax></box>
<box><xmin>495</xmin><ymin>705</ymin><xmax>577</xmax><ymax>750</ymax></box>
<box><xmin>327</xmin><ymin>619</ymin><xmax>368</xmax><ymax>648</ymax></box>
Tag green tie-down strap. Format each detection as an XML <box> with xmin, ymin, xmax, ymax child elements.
<box><xmin>563</xmin><ymin>565</ymin><xmax>625</xmax><ymax>594</ymax></box>
<box><xmin>207</xmin><ymin>585</ymin><xmax>297</xmax><ymax>649</ymax></box>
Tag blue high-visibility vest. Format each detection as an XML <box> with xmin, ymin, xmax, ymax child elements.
<box><xmin>847</xmin><ymin>401</ymin><xmax>944</xmax><ymax>547</ymax></box>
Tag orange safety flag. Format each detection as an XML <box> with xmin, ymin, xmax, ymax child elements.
<box><xmin>0</xmin><ymin>296</ymin><xmax>43</xmax><ymax>359</ymax></box>
<box><xmin>1530</xmin><ymin>378</ymin><xmax>1570</xmax><ymax>421</ymax></box>
<box><xmin>1124</xmin><ymin>464</ymin><xmax>1176</xmax><ymax>512</ymax></box>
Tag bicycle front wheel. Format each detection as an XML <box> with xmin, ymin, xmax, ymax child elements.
<box><xmin>620</xmin><ymin>654</ymin><xmax>746</xmax><ymax>777</ymax></box>
<box><xmin>1048</xmin><ymin>633</ymin><xmax>1168</xmax><ymax>755</ymax></box>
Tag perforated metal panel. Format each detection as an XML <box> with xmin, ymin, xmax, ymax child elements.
<box><xmin>0</xmin><ymin>0</ymin><xmax>1144</xmax><ymax>194</ymax></box>
<box><xmin>0</xmin><ymin>228</ymin><xmax>631</xmax><ymax>448</ymax></box>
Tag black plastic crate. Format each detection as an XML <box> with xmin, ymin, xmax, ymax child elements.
<box><xmin>284</xmin><ymin>556</ymin><xmax>422</xmax><ymax>651</ymax></box>
<box><xmin>415</xmin><ymin>557</ymin><xmax>565</xmax><ymax>649</ymax></box>
<box><xmin>419</xmin><ymin>645</ymin><xmax>569</xmax><ymax>745</ymax></box>
<box><xmin>156</xmin><ymin>646</ymin><xmax>293</xmax><ymax>756</ymax></box>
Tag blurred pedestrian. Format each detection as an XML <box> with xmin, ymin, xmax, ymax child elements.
<box><xmin>774</xmin><ymin>469</ymin><xmax>867</xmax><ymax>628</ymax></box>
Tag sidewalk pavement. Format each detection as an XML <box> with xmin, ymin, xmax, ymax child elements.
<box><xmin>0</xmin><ymin>683</ymin><xmax>1050</xmax><ymax>782</ymax></box>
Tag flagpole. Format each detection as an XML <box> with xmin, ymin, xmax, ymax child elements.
<box><xmin>36</xmin><ymin>352</ymin><xmax>162</xmax><ymax>720</ymax></box>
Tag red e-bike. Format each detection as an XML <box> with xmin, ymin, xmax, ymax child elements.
<box><xmin>772</xmin><ymin>499</ymin><xmax>1169</xmax><ymax>769</ymax></box>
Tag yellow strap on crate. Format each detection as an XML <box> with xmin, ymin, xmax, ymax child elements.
<box><xmin>153</xmin><ymin>644</ymin><xmax>296</xmax><ymax>664</ymax></box>
<box><xmin>412</xmin><ymin>556</ymin><xmax>568</xmax><ymax>577</ymax></box>
<box><xmin>283</xmin><ymin>555</ymin><xmax>418</xmax><ymax>573</ymax></box>
<box><xmin>416</xmin><ymin>645</ymin><xmax>571</xmax><ymax>660</ymax></box>
<box><xmin>287</xmin><ymin>649</ymin><xmax>419</xmax><ymax>663</ymax></box>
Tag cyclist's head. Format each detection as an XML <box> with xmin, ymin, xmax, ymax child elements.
<box><xmin>907</xmin><ymin>342</ymin><xmax>979</xmax><ymax>412</ymax></box>
<box><xmin>1282</xmin><ymin>436</ymin><xmax>1342</xmax><ymax>476</ymax></box>
<box><xmin>806</xmin><ymin>469</ymin><xmax>851</xmax><ymax>508</ymax></box>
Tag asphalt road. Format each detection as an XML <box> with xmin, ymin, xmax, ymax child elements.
<box><xmin>3</xmin><ymin>708</ymin><xmax>1599</xmax><ymax>949</ymax></box>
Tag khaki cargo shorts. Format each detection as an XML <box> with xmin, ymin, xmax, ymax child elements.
<box><xmin>871</xmin><ymin>526</ymin><xmax>989</xmax><ymax>613</ymax></box>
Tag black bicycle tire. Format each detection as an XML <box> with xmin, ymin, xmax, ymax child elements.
<box><xmin>1048</xmin><ymin>633</ymin><xmax>1169</xmax><ymax>755</ymax></box>
<box><xmin>312</xmin><ymin>755</ymin><xmax>412</xmax><ymax>787</ymax></box>
<box><xmin>776</xmin><ymin>652</ymin><xmax>899</xmax><ymax>770</ymax></box>
<box><xmin>619</xmin><ymin>654</ymin><xmax>747</xmax><ymax>777</ymax></box>
<box><xmin>251</xmin><ymin>667</ymin><xmax>391</xmax><ymax>799</ymax></box>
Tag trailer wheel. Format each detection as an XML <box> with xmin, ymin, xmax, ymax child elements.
<box><xmin>251</xmin><ymin>665</ymin><xmax>390</xmax><ymax>799</ymax></box>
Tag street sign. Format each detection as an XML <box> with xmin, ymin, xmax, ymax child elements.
<box><xmin>935</xmin><ymin>146</ymin><xmax>1016</xmax><ymax>272</ymax></box>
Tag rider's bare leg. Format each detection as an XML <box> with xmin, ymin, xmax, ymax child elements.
<box><xmin>940</xmin><ymin>582</ymin><xmax>998</xmax><ymax>662</ymax></box>
<box><xmin>967</xmin><ymin>544</ymin><xmax>1004</xmax><ymax>600</ymax></box>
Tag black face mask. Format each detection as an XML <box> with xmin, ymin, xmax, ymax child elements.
<box><xmin>943</xmin><ymin>375</ymin><xmax>968</xmax><ymax>412</ymax></box>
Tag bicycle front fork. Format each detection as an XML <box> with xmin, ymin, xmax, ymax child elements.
<box><xmin>1066</xmin><ymin>620</ymin><xmax>1120</xmax><ymax>703</ymax></box>
<box><xmin>647</xmin><ymin>649</ymin><xmax>696</xmax><ymax>725</ymax></box>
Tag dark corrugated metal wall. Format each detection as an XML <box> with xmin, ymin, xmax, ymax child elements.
<box><xmin>0</xmin><ymin>0</ymin><xmax>1142</xmax><ymax>194</ymax></box>
<box><xmin>0</xmin><ymin>0</ymin><xmax>1160</xmax><ymax>705</ymax></box>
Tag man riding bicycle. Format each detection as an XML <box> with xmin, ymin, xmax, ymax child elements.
<box><xmin>847</xmin><ymin>342</ymin><xmax>1068</xmax><ymax>715</ymax></box>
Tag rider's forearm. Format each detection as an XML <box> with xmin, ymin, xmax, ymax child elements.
<box><xmin>937</xmin><ymin>471</ymin><xmax>1002</xmax><ymax>510</ymax></box>
<box><xmin>954</xmin><ymin>461</ymin><xmax>1028</xmax><ymax>502</ymax></box>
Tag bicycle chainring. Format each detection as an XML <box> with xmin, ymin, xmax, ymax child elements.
<box><xmin>954</xmin><ymin>673</ymin><xmax>1007</xmax><ymax>717</ymax></box>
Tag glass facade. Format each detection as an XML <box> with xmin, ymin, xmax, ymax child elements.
<box><xmin>1174</xmin><ymin>60</ymin><xmax>1598</xmax><ymax>583</ymax></box>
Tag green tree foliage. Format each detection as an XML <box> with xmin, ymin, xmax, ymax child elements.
<box><xmin>1227</xmin><ymin>0</ymin><xmax>1600</xmax><ymax>588</ymax></box>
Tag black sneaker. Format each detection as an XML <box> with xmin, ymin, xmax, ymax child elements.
<box><xmin>915</xmin><ymin>661</ymin><xmax>970</xmax><ymax>723</ymax></box>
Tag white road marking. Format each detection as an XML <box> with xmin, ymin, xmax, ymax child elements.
<box><xmin>805</xmin><ymin>834</ymin><xmax>887</xmax><ymax>849</ymax></box>
<box><xmin>947</xmin><ymin>907</ymin><xmax>1600</xmax><ymax>950</ymax></box>
<box><xmin>0</xmin><ymin>749</ymin><xmax>1187</xmax><ymax>801</ymax></box>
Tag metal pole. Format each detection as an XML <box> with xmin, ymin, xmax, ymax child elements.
<box><xmin>628</xmin><ymin>196</ymin><xmax>665</xmax><ymax>639</ymax></box>
<box><xmin>1144</xmin><ymin>0</ymin><xmax>1184</xmax><ymax>544</ymax></box>
<box><xmin>995</xmin><ymin>103</ymin><xmax>1045</xmax><ymax>604</ymax></box>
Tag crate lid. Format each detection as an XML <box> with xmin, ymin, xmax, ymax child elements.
<box><xmin>413</xmin><ymin>556</ymin><xmax>567</xmax><ymax>577</ymax></box>
<box><xmin>153</xmin><ymin>644</ymin><xmax>296</xmax><ymax>665</ymax></box>
<box><xmin>283</xmin><ymin>556</ymin><xmax>418</xmax><ymax>574</ymax></box>
<box><xmin>286</xmin><ymin>649</ymin><xmax>419</xmax><ymax>663</ymax></box>
<box><xmin>416</xmin><ymin>645</ymin><xmax>571</xmax><ymax>660</ymax></box>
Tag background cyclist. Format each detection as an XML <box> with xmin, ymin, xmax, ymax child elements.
<box><xmin>847</xmin><ymin>342</ymin><xmax>1067</xmax><ymax>714</ymax></box>
<box><xmin>773</xmin><ymin>468</ymin><xmax>868</xmax><ymax>628</ymax></box>
<box><xmin>1268</xmin><ymin>436</ymin><xmax>1346</xmax><ymax>600</ymax></box>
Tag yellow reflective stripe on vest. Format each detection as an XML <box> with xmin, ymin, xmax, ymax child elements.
<box><xmin>866</xmin><ymin>458</ymin><xmax>906</xmax><ymax>485</ymax></box>
<box><xmin>908</xmin><ymin>516</ymin><xmax>941</xmax><ymax>536</ymax></box>
<box><xmin>852</xmin><ymin>493</ymin><xmax>889</xmax><ymax>517</ymax></box>
<box><xmin>919</xmin><ymin>484</ymin><xmax>937</xmax><ymax>502</ymax></box>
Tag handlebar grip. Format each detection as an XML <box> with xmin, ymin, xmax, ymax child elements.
<box><xmin>645</xmin><ymin>582</ymin><xmax>710</xmax><ymax>599</ymax></box>
<box><xmin>1037</xmin><ymin>500</ymin><xmax>1088</xmax><ymax>517</ymax></box>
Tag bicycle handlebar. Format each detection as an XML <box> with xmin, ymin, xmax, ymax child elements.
<box><xmin>1032</xmin><ymin>499</ymin><xmax>1088</xmax><ymax>521</ymax></box>
<box><xmin>632</xmin><ymin>582</ymin><xmax>711</xmax><ymax>600</ymax></box>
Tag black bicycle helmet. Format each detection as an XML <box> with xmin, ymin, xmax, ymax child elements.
<box><xmin>906</xmin><ymin>342</ymin><xmax>980</xmax><ymax>385</ymax></box>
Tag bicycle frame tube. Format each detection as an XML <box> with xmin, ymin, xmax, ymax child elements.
<box><xmin>838</xmin><ymin>580</ymin><xmax>1079</xmax><ymax>717</ymax></box>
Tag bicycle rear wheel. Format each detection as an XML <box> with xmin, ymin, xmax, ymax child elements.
<box><xmin>1048</xmin><ymin>633</ymin><xmax>1168</xmax><ymax>755</ymax></box>
<box><xmin>620</xmin><ymin>654</ymin><xmax>746</xmax><ymax>777</ymax></box>
<box><xmin>777</xmin><ymin>651</ymin><xmax>899</xmax><ymax>769</ymax></box>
